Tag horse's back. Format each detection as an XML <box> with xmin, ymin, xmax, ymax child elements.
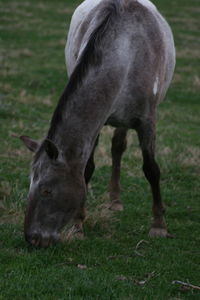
<box><xmin>65</xmin><ymin>0</ymin><xmax>175</xmax><ymax>128</ymax></box>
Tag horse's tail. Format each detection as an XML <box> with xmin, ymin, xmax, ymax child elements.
<box><xmin>66</xmin><ymin>0</ymin><xmax>124</xmax><ymax>91</ymax></box>
<box><xmin>82</xmin><ymin>0</ymin><xmax>124</xmax><ymax>49</ymax></box>
<box><xmin>88</xmin><ymin>0</ymin><xmax>124</xmax><ymax>42</ymax></box>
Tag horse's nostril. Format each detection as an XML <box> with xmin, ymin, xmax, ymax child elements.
<box><xmin>25</xmin><ymin>232</ymin><xmax>32</xmax><ymax>243</ymax></box>
<box><xmin>25</xmin><ymin>229</ymin><xmax>60</xmax><ymax>248</ymax></box>
<box><xmin>25</xmin><ymin>231</ymin><xmax>40</xmax><ymax>247</ymax></box>
<box><xmin>31</xmin><ymin>239</ymin><xmax>38</xmax><ymax>247</ymax></box>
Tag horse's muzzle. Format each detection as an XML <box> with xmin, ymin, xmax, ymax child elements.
<box><xmin>25</xmin><ymin>231</ymin><xmax>60</xmax><ymax>248</ymax></box>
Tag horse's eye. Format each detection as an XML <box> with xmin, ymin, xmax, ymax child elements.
<box><xmin>40</xmin><ymin>188</ymin><xmax>52</xmax><ymax>196</ymax></box>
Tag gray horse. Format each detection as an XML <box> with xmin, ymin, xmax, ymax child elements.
<box><xmin>21</xmin><ymin>0</ymin><xmax>175</xmax><ymax>247</ymax></box>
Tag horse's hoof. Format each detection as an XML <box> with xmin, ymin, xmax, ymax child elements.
<box><xmin>149</xmin><ymin>227</ymin><xmax>174</xmax><ymax>238</ymax></box>
<box><xmin>109</xmin><ymin>201</ymin><xmax>123</xmax><ymax>211</ymax></box>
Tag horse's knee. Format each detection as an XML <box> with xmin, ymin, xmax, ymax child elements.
<box><xmin>143</xmin><ymin>159</ymin><xmax>160</xmax><ymax>185</ymax></box>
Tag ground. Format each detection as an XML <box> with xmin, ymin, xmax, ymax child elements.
<box><xmin>0</xmin><ymin>0</ymin><xmax>200</xmax><ymax>299</ymax></box>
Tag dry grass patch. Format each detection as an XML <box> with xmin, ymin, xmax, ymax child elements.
<box><xmin>0</xmin><ymin>50</ymin><xmax>25</xmax><ymax>77</ymax></box>
<box><xmin>0</xmin><ymin>83</ymin><xmax>13</xmax><ymax>93</ymax></box>
<box><xmin>157</xmin><ymin>109</ymin><xmax>174</xmax><ymax>121</ymax></box>
<box><xmin>0</xmin><ymin>144</ymin><xmax>31</xmax><ymax>159</ymax></box>
<box><xmin>158</xmin><ymin>146</ymin><xmax>172</xmax><ymax>156</ymax></box>
<box><xmin>0</xmin><ymin>214</ymin><xmax>22</xmax><ymax>225</ymax></box>
<box><xmin>36</xmin><ymin>2</ymin><xmax>49</xmax><ymax>10</ymax></box>
<box><xmin>169</xmin><ymin>16</ymin><xmax>199</xmax><ymax>31</ymax></box>
<box><xmin>12</xmin><ymin>48</ymin><xmax>33</xmax><ymax>58</ymax></box>
<box><xmin>0</xmin><ymin>182</ymin><xmax>25</xmax><ymax>225</ymax></box>
<box><xmin>169</xmin><ymin>16</ymin><xmax>199</xmax><ymax>25</ymax></box>
<box><xmin>85</xmin><ymin>192</ymin><xmax>116</xmax><ymax>231</ymax></box>
<box><xmin>193</xmin><ymin>75</ymin><xmax>200</xmax><ymax>90</ymax></box>
<box><xmin>61</xmin><ymin>191</ymin><xmax>116</xmax><ymax>242</ymax></box>
<box><xmin>176</xmin><ymin>48</ymin><xmax>200</xmax><ymax>59</ymax></box>
<box><xmin>172</xmin><ymin>69</ymin><xmax>200</xmax><ymax>92</ymax></box>
<box><xmin>178</xmin><ymin>33</ymin><xmax>200</xmax><ymax>43</ymax></box>
<box><xmin>0</xmin><ymin>207</ymin><xmax>24</xmax><ymax>225</ymax></box>
<box><xmin>1</xmin><ymin>48</ymin><xmax>34</xmax><ymax>59</ymax></box>
<box><xmin>17</xmin><ymin>89</ymin><xmax>53</xmax><ymax>106</ymax></box>
<box><xmin>0</xmin><ymin>16</ymin><xmax>19</xmax><ymax>22</ymax></box>
<box><xmin>47</xmin><ymin>39</ymin><xmax>66</xmax><ymax>47</ymax></box>
<box><xmin>2</xmin><ymin>5</ymin><xmax>33</xmax><ymax>18</ymax></box>
<box><xmin>179</xmin><ymin>146</ymin><xmax>200</xmax><ymax>169</ymax></box>
<box><xmin>185</xmin><ymin>6</ymin><xmax>200</xmax><ymax>14</ymax></box>
<box><xmin>58</xmin><ymin>39</ymin><xmax>66</xmax><ymax>46</ymax></box>
<box><xmin>38</xmin><ymin>27</ymin><xmax>67</xmax><ymax>37</ymax></box>
<box><xmin>172</xmin><ymin>73</ymin><xmax>182</xmax><ymax>85</ymax></box>
<box><xmin>0</xmin><ymin>181</ymin><xmax>12</xmax><ymax>198</ymax></box>
<box><xmin>1</xmin><ymin>65</ymin><xmax>19</xmax><ymax>77</ymax></box>
<box><xmin>176</xmin><ymin>64</ymin><xmax>194</xmax><ymax>73</ymax></box>
<box><xmin>57</xmin><ymin>8</ymin><xmax>75</xmax><ymax>15</ymax></box>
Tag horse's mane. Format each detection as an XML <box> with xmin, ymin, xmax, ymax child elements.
<box><xmin>47</xmin><ymin>0</ymin><xmax>123</xmax><ymax>140</ymax></box>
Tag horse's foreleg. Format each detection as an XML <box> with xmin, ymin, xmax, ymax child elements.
<box><xmin>68</xmin><ymin>136</ymin><xmax>99</xmax><ymax>240</ymax></box>
<box><xmin>137</xmin><ymin>122</ymin><xmax>171</xmax><ymax>237</ymax></box>
<box><xmin>84</xmin><ymin>135</ymin><xmax>99</xmax><ymax>184</ymax></box>
<box><xmin>109</xmin><ymin>128</ymin><xmax>128</xmax><ymax>211</ymax></box>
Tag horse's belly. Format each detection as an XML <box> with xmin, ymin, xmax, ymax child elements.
<box><xmin>105</xmin><ymin>96</ymin><xmax>149</xmax><ymax>129</ymax></box>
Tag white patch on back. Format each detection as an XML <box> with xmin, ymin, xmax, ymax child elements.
<box><xmin>153</xmin><ymin>76</ymin><xmax>159</xmax><ymax>95</ymax></box>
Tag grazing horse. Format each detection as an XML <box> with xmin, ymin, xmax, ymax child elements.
<box><xmin>21</xmin><ymin>0</ymin><xmax>175</xmax><ymax>247</ymax></box>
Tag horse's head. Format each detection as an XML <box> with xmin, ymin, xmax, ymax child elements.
<box><xmin>20</xmin><ymin>136</ymin><xmax>86</xmax><ymax>247</ymax></box>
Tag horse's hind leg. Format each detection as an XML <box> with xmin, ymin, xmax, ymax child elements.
<box><xmin>136</xmin><ymin>121</ymin><xmax>171</xmax><ymax>237</ymax></box>
<box><xmin>109</xmin><ymin>128</ymin><xmax>128</xmax><ymax>211</ymax></box>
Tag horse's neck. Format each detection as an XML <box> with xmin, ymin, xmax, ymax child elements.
<box><xmin>49</xmin><ymin>81</ymin><xmax>111</xmax><ymax>167</ymax></box>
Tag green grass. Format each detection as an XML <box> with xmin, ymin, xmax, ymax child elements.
<box><xmin>0</xmin><ymin>0</ymin><xmax>200</xmax><ymax>299</ymax></box>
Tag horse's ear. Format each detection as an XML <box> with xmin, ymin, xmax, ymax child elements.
<box><xmin>20</xmin><ymin>136</ymin><xmax>39</xmax><ymax>152</ymax></box>
<box><xmin>44</xmin><ymin>139</ymin><xmax>59</xmax><ymax>160</ymax></box>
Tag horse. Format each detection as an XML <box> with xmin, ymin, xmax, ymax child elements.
<box><xmin>20</xmin><ymin>0</ymin><xmax>175</xmax><ymax>247</ymax></box>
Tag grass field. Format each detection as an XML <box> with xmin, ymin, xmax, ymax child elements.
<box><xmin>0</xmin><ymin>0</ymin><xmax>200</xmax><ymax>299</ymax></box>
